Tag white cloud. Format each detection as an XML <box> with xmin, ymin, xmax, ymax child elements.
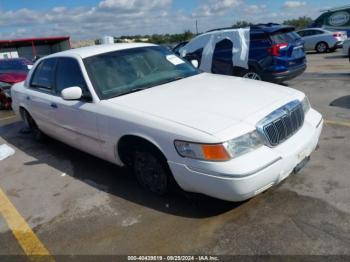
<box><xmin>98</xmin><ymin>0</ymin><xmax>171</xmax><ymax>11</ymax></box>
<box><xmin>283</xmin><ymin>1</ymin><xmax>307</xmax><ymax>9</ymax></box>
<box><xmin>243</xmin><ymin>4</ymin><xmax>267</xmax><ymax>15</ymax></box>
<box><xmin>0</xmin><ymin>0</ymin><xmax>177</xmax><ymax>40</ymax></box>
<box><xmin>193</xmin><ymin>0</ymin><xmax>243</xmax><ymax>17</ymax></box>
<box><xmin>0</xmin><ymin>0</ymin><xmax>317</xmax><ymax>41</ymax></box>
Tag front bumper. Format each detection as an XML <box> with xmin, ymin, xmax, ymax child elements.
<box><xmin>168</xmin><ymin>109</ymin><xmax>323</xmax><ymax>202</ymax></box>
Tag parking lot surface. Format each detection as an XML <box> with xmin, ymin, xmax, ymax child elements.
<box><xmin>1</xmin><ymin>50</ymin><xmax>350</xmax><ymax>256</ymax></box>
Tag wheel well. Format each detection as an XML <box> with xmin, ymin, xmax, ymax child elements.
<box><xmin>19</xmin><ymin>106</ymin><xmax>38</xmax><ymax>128</ymax></box>
<box><xmin>19</xmin><ymin>106</ymin><xmax>27</xmax><ymax>120</ymax></box>
<box><xmin>117</xmin><ymin>135</ymin><xmax>167</xmax><ymax>167</ymax></box>
<box><xmin>316</xmin><ymin>41</ymin><xmax>328</xmax><ymax>48</ymax></box>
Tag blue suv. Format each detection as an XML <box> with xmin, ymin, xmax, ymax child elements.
<box><xmin>175</xmin><ymin>24</ymin><xmax>306</xmax><ymax>83</ymax></box>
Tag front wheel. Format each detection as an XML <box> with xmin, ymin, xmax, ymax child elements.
<box><xmin>133</xmin><ymin>148</ymin><xmax>171</xmax><ymax>195</ymax></box>
<box><xmin>241</xmin><ymin>70</ymin><xmax>262</xmax><ymax>81</ymax></box>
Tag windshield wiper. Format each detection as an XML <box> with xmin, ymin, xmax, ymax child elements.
<box><xmin>157</xmin><ymin>76</ymin><xmax>187</xmax><ymax>86</ymax></box>
<box><xmin>116</xmin><ymin>87</ymin><xmax>149</xmax><ymax>97</ymax></box>
<box><xmin>114</xmin><ymin>76</ymin><xmax>189</xmax><ymax>98</ymax></box>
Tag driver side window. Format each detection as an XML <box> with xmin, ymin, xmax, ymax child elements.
<box><xmin>55</xmin><ymin>58</ymin><xmax>91</xmax><ymax>100</ymax></box>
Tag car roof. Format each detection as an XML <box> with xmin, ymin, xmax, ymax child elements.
<box><xmin>0</xmin><ymin>58</ymin><xmax>30</xmax><ymax>62</ymax></box>
<box><xmin>47</xmin><ymin>43</ymin><xmax>157</xmax><ymax>59</ymax></box>
<box><xmin>0</xmin><ymin>58</ymin><xmax>32</xmax><ymax>64</ymax></box>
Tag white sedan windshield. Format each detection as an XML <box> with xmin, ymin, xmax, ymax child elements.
<box><xmin>84</xmin><ymin>46</ymin><xmax>199</xmax><ymax>99</ymax></box>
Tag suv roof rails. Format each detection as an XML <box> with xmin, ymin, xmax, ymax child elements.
<box><xmin>206</xmin><ymin>27</ymin><xmax>236</xmax><ymax>33</ymax></box>
<box><xmin>250</xmin><ymin>23</ymin><xmax>283</xmax><ymax>28</ymax></box>
<box><xmin>206</xmin><ymin>23</ymin><xmax>287</xmax><ymax>33</ymax></box>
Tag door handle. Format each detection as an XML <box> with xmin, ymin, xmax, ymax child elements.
<box><xmin>50</xmin><ymin>103</ymin><xmax>58</xmax><ymax>109</ymax></box>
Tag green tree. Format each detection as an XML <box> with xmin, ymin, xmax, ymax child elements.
<box><xmin>283</xmin><ymin>16</ymin><xmax>313</xmax><ymax>30</ymax></box>
<box><xmin>231</xmin><ymin>21</ymin><xmax>253</xmax><ymax>28</ymax></box>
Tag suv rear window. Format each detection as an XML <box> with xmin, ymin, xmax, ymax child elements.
<box><xmin>270</xmin><ymin>32</ymin><xmax>300</xmax><ymax>44</ymax></box>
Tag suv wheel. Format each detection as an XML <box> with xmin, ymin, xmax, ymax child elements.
<box><xmin>316</xmin><ymin>42</ymin><xmax>328</xmax><ymax>53</ymax></box>
<box><xmin>242</xmin><ymin>70</ymin><xmax>262</xmax><ymax>81</ymax></box>
<box><xmin>133</xmin><ymin>148</ymin><xmax>170</xmax><ymax>195</ymax></box>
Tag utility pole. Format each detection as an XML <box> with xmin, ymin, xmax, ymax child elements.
<box><xmin>195</xmin><ymin>20</ymin><xmax>199</xmax><ymax>35</ymax></box>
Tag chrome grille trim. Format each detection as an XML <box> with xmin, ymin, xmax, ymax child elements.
<box><xmin>256</xmin><ymin>100</ymin><xmax>304</xmax><ymax>147</ymax></box>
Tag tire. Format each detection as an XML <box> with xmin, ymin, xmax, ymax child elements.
<box><xmin>241</xmin><ymin>69</ymin><xmax>262</xmax><ymax>81</ymax></box>
<box><xmin>132</xmin><ymin>147</ymin><xmax>171</xmax><ymax>195</ymax></box>
<box><xmin>315</xmin><ymin>42</ymin><xmax>328</xmax><ymax>53</ymax></box>
<box><xmin>22</xmin><ymin>109</ymin><xmax>46</xmax><ymax>142</ymax></box>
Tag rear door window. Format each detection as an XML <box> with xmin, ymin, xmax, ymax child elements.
<box><xmin>31</xmin><ymin>58</ymin><xmax>57</xmax><ymax>92</ymax></box>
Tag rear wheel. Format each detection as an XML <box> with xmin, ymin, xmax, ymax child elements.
<box><xmin>315</xmin><ymin>42</ymin><xmax>328</xmax><ymax>53</ymax></box>
<box><xmin>132</xmin><ymin>147</ymin><xmax>171</xmax><ymax>195</ymax></box>
<box><xmin>241</xmin><ymin>70</ymin><xmax>262</xmax><ymax>81</ymax></box>
<box><xmin>21</xmin><ymin>109</ymin><xmax>46</xmax><ymax>142</ymax></box>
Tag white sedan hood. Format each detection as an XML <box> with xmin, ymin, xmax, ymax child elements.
<box><xmin>106</xmin><ymin>73</ymin><xmax>302</xmax><ymax>135</ymax></box>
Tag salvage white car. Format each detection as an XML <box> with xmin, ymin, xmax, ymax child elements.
<box><xmin>11</xmin><ymin>44</ymin><xmax>323</xmax><ymax>202</ymax></box>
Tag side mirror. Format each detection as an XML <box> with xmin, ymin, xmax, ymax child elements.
<box><xmin>191</xmin><ymin>59</ymin><xmax>199</xmax><ymax>68</ymax></box>
<box><xmin>61</xmin><ymin>86</ymin><xmax>82</xmax><ymax>100</ymax></box>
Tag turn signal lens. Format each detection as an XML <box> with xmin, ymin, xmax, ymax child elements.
<box><xmin>201</xmin><ymin>144</ymin><xmax>231</xmax><ymax>161</ymax></box>
<box><xmin>174</xmin><ymin>141</ymin><xmax>230</xmax><ymax>161</ymax></box>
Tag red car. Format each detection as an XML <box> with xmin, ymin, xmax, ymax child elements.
<box><xmin>0</xmin><ymin>58</ymin><xmax>33</xmax><ymax>109</ymax></box>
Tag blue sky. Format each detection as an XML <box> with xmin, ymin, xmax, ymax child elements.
<box><xmin>0</xmin><ymin>0</ymin><xmax>349</xmax><ymax>40</ymax></box>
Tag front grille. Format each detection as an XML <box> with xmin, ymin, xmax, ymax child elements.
<box><xmin>257</xmin><ymin>100</ymin><xmax>304</xmax><ymax>147</ymax></box>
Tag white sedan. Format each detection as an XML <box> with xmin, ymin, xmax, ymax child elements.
<box><xmin>11</xmin><ymin>43</ymin><xmax>323</xmax><ymax>201</ymax></box>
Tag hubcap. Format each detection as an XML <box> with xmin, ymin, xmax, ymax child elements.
<box><xmin>243</xmin><ymin>72</ymin><xmax>262</xmax><ymax>80</ymax></box>
<box><xmin>318</xmin><ymin>43</ymin><xmax>327</xmax><ymax>52</ymax></box>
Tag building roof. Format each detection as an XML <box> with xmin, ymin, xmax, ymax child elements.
<box><xmin>0</xmin><ymin>36</ymin><xmax>70</xmax><ymax>48</ymax></box>
<box><xmin>47</xmin><ymin>43</ymin><xmax>156</xmax><ymax>59</ymax></box>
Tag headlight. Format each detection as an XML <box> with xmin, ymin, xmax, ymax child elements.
<box><xmin>224</xmin><ymin>131</ymin><xmax>263</xmax><ymax>158</ymax></box>
<box><xmin>174</xmin><ymin>131</ymin><xmax>263</xmax><ymax>162</ymax></box>
<box><xmin>301</xmin><ymin>96</ymin><xmax>311</xmax><ymax>114</ymax></box>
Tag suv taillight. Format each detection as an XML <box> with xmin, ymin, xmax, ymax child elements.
<box><xmin>268</xmin><ymin>43</ymin><xmax>288</xmax><ymax>56</ymax></box>
<box><xmin>333</xmin><ymin>33</ymin><xmax>342</xmax><ymax>37</ymax></box>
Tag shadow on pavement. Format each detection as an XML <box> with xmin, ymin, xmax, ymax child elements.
<box><xmin>323</xmin><ymin>54</ymin><xmax>348</xmax><ymax>59</ymax></box>
<box><xmin>330</xmin><ymin>95</ymin><xmax>350</xmax><ymax>109</ymax></box>
<box><xmin>0</xmin><ymin>120</ymin><xmax>244</xmax><ymax>219</ymax></box>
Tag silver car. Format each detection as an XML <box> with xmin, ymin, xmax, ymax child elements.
<box><xmin>342</xmin><ymin>38</ymin><xmax>350</xmax><ymax>57</ymax></box>
<box><xmin>297</xmin><ymin>28</ymin><xmax>347</xmax><ymax>53</ymax></box>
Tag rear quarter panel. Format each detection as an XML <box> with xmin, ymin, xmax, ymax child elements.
<box><xmin>11</xmin><ymin>82</ymin><xmax>28</xmax><ymax>117</ymax></box>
